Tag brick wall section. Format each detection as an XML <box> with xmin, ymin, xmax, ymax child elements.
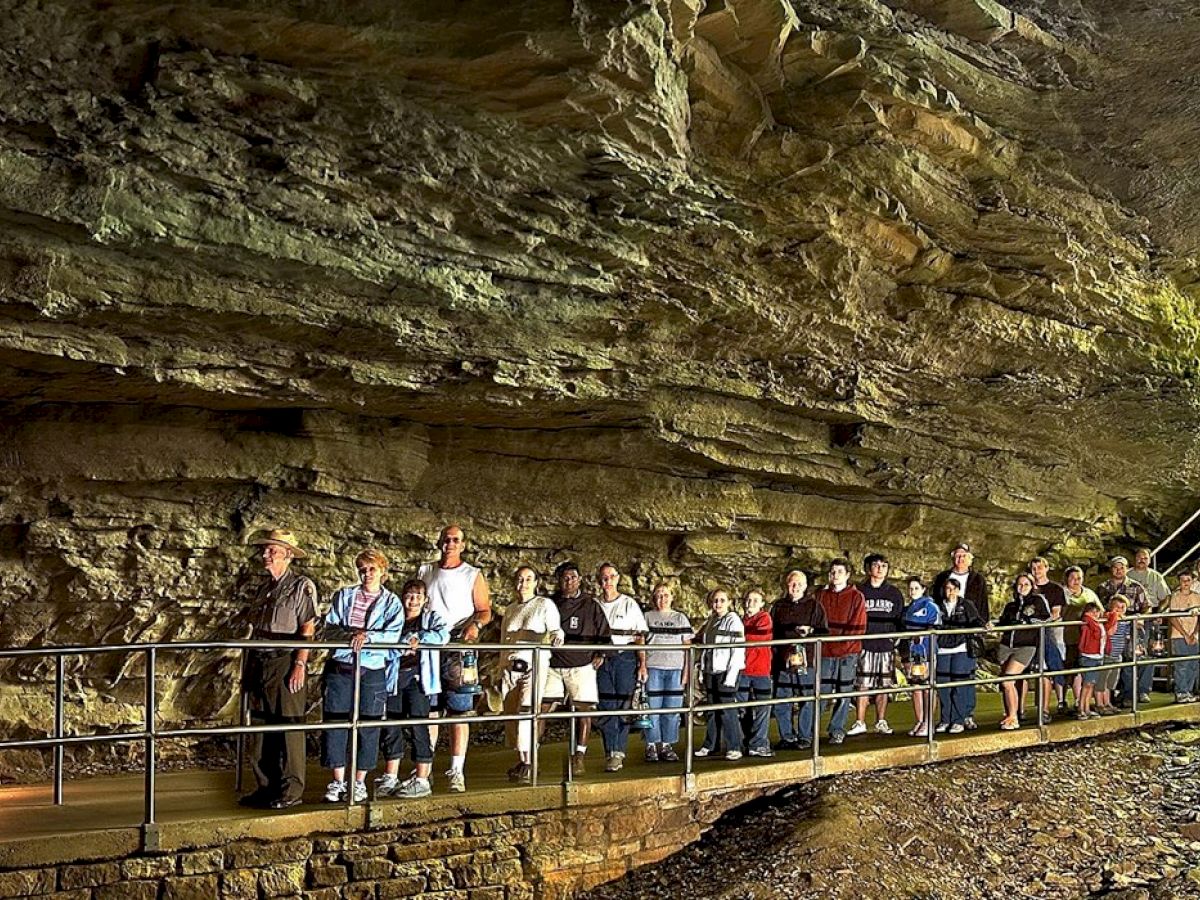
<box><xmin>0</xmin><ymin>786</ymin><xmax>768</xmax><ymax>899</ymax></box>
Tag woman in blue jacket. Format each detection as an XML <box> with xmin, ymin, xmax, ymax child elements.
<box><xmin>321</xmin><ymin>549</ymin><xmax>404</xmax><ymax>804</ymax></box>
<box><xmin>374</xmin><ymin>579</ymin><xmax>450</xmax><ymax>799</ymax></box>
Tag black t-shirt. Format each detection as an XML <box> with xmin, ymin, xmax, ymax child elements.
<box><xmin>859</xmin><ymin>581</ymin><xmax>906</xmax><ymax>653</ymax></box>
<box><xmin>1035</xmin><ymin>580</ymin><xmax>1066</xmax><ymax>613</ymax></box>
<box><xmin>550</xmin><ymin>593</ymin><xmax>612</xmax><ymax>668</ymax></box>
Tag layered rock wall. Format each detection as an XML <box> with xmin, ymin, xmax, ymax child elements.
<box><xmin>2</xmin><ymin>0</ymin><xmax>1200</xmax><ymax>750</ymax></box>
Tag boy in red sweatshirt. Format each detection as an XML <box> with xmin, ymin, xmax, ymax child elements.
<box><xmin>1078</xmin><ymin>598</ymin><xmax>1121</xmax><ymax>719</ymax></box>
<box><xmin>739</xmin><ymin>589</ymin><xmax>775</xmax><ymax>757</ymax></box>
<box><xmin>800</xmin><ymin>559</ymin><xmax>867</xmax><ymax>746</ymax></box>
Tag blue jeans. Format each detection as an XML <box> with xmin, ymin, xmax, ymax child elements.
<box><xmin>773</xmin><ymin>668</ymin><xmax>814</xmax><ymax>743</ymax></box>
<box><xmin>935</xmin><ymin>653</ymin><xmax>975</xmax><ymax>726</ymax></box>
<box><xmin>800</xmin><ymin>654</ymin><xmax>858</xmax><ymax>740</ymax></box>
<box><xmin>597</xmin><ymin>651</ymin><xmax>638</xmax><ymax>754</ymax></box>
<box><xmin>1174</xmin><ymin>638</ymin><xmax>1199</xmax><ymax>697</ymax></box>
<box><xmin>645</xmin><ymin>667</ymin><xmax>684</xmax><ymax>745</ymax></box>
<box><xmin>380</xmin><ymin>668</ymin><xmax>433</xmax><ymax>764</ymax></box>
<box><xmin>702</xmin><ymin>674</ymin><xmax>740</xmax><ymax>753</ymax></box>
<box><xmin>737</xmin><ymin>674</ymin><xmax>772</xmax><ymax>752</ymax></box>
<box><xmin>322</xmin><ymin>665</ymin><xmax>388</xmax><ymax>770</ymax></box>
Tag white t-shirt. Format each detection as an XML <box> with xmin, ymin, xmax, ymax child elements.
<box><xmin>949</xmin><ymin>571</ymin><xmax>969</xmax><ymax>596</ymax></box>
<box><xmin>598</xmin><ymin>593</ymin><xmax>648</xmax><ymax>646</ymax></box>
<box><xmin>417</xmin><ymin>561</ymin><xmax>480</xmax><ymax>630</ymax></box>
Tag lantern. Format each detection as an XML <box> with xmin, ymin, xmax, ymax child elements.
<box><xmin>629</xmin><ymin>680</ymin><xmax>653</xmax><ymax>731</ymax></box>
<box><xmin>456</xmin><ymin>649</ymin><xmax>483</xmax><ymax>695</ymax></box>
<box><xmin>786</xmin><ymin>644</ymin><xmax>808</xmax><ymax>673</ymax></box>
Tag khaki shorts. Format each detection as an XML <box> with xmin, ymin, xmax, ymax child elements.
<box><xmin>543</xmin><ymin>664</ymin><xmax>599</xmax><ymax>705</ymax></box>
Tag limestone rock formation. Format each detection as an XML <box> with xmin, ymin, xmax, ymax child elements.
<box><xmin>1</xmin><ymin>0</ymin><xmax>1200</xmax><ymax>761</ymax></box>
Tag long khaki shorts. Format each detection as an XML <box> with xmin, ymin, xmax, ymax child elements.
<box><xmin>542</xmin><ymin>664</ymin><xmax>599</xmax><ymax>705</ymax></box>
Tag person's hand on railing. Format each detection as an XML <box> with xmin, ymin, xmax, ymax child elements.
<box><xmin>405</xmin><ymin>634</ymin><xmax>420</xmax><ymax>652</ymax></box>
<box><xmin>348</xmin><ymin>631</ymin><xmax>368</xmax><ymax>653</ymax></box>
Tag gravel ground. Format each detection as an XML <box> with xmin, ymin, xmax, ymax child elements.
<box><xmin>584</xmin><ymin>726</ymin><xmax>1200</xmax><ymax>900</ymax></box>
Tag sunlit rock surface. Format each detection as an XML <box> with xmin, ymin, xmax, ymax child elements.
<box><xmin>2</xmin><ymin>0</ymin><xmax>1200</xmax><ymax>757</ymax></box>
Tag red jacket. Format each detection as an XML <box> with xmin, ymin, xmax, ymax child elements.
<box><xmin>1078</xmin><ymin>610</ymin><xmax>1119</xmax><ymax>656</ymax></box>
<box><xmin>742</xmin><ymin>610</ymin><xmax>773</xmax><ymax>677</ymax></box>
<box><xmin>818</xmin><ymin>585</ymin><xmax>867</xmax><ymax>658</ymax></box>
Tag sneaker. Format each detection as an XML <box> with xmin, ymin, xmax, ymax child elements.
<box><xmin>507</xmin><ymin>763</ymin><xmax>532</xmax><ymax>785</ymax></box>
<box><xmin>999</xmin><ymin>719</ymin><xmax>1020</xmax><ymax>731</ymax></box>
<box><xmin>659</xmin><ymin>744</ymin><xmax>680</xmax><ymax>763</ymax></box>
<box><xmin>907</xmin><ymin>724</ymin><xmax>922</xmax><ymax>736</ymax></box>
<box><xmin>963</xmin><ymin>717</ymin><xmax>978</xmax><ymax>731</ymax></box>
<box><xmin>935</xmin><ymin>723</ymin><xmax>949</xmax><ymax>734</ymax></box>
<box><xmin>911</xmin><ymin>724</ymin><xmax>929</xmax><ymax>738</ymax></box>
<box><xmin>1139</xmin><ymin>694</ymin><xmax>1152</xmax><ymax>703</ymax></box>
<box><xmin>796</xmin><ymin>739</ymin><xmax>812</xmax><ymax>751</ymax></box>
<box><xmin>1076</xmin><ymin>712</ymin><xmax>1090</xmax><ymax>721</ymax></box>
<box><xmin>396</xmin><ymin>777</ymin><xmax>432</xmax><ymax>799</ymax></box>
<box><xmin>570</xmin><ymin>752</ymin><xmax>586</xmax><ymax>777</ymax></box>
<box><xmin>846</xmin><ymin>720</ymin><xmax>868</xmax><ymax>737</ymax></box>
<box><xmin>644</xmin><ymin>744</ymin><xmax>659</xmax><ymax>763</ymax></box>
<box><xmin>604</xmin><ymin>752</ymin><xmax>625</xmax><ymax>772</ymax></box>
<box><xmin>747</xmin><ymin>746</ymin><xmax>775</xmax><ymax>757</ymax></box>
<box><xmin>694</xmin><ymin>747</ymin><xmax>712</xmax><ymax>758</ymax></box>
<box><xmin>1088</xmin><ymin>710</ymin><xmax>1102</xmax><ymax>720</ymax></box>
<box><xmin>445</xmin><ymin>769</ymin><xmax>466</xmax><ymax>793</ymax></box>
<box><xmin>874</xmin><ymin>719</ymin><xmax>893</xmax><ymax>735</ymax></box>
<box><xmin>828</xmin><ymin>731</ymin><xmax>846</xmax><ymax>745</ymax></box>
<box><xmin>948</xmin><ymin>723</ymin><xmax>964</xmax><ymax>734</ymax></box>
<box><xmin>772</xmin><ymin>739</ymin><xmax>800</xmax><ymax>751</ymax></box>
<box><xmin>323</xmin><ymin>780</ymin><xmax>346</xmax><ymax>803</ymax></box>
<box><xmin>351</xmin><ymin>781</ymin><xmax>367</xmax><ymax>803</ymax></box>
<box><xmin>374</xmin><ymin>774</ymin><xmax>399</xmax><ymax>798</ymax></box>
<box><xmin>725</xmin><ymin>749</ymin><xmax>743</xmax><ymax>760</ymax></box>
<box><xmin>1178</xmin><ymin>695</ymin><xmax>1191</xmax><ymax>704</ymax></box>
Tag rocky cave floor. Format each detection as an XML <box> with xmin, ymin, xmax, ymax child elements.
<box><xmin>584</xmin><ymin>725</ymin><xmax>1200</xmax><ymax>900</ymax></box>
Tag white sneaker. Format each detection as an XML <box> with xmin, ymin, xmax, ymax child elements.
<box><xmin>725</xmin><ymin>750</ymin><xmax>743</xmax><ymax>761</ymax></box>
<box><xmin>323</xmin><ymin>780</ymin><xmax>346</xmax><ymax>803</ymax></box>
<box><xmin>694</xmin><ymin>747</ymin><xmax>712</xmax><ymax>758</ymax></box>
<box><xmin>374</xmin><ymin>774</ymin><xmax>399</xmax><ymax>798</ymax></box>
<box><xmin>846</xmin><ymin>720</ymin><xmax>868</xmax><ymax>737</ymax></box>
<box><xmin>874</xmin><ymin>719</ymin><xmax>893</xmax><ymax>735</ymax></box>
<box><xmin>911</xmin><ymin>723</ymin><xmax>929</xmax><ymax>737</ymax></box>
<box><xmin>350</xmin><ymin>781</ymin><xmax>367</xmax><ymax>803</ymax></box>
<box><xmin>935</xmin><ymin>723</ymin><xmax>949</xmax><ymax>734</ymax></box>
<box><xmin>445</xmin><ymin>769</ymin><xmax>466</xmax><ymax>793</ymax></box>
<box><xmin>948</xmin><ymin>723</ymin><xmax>965</xmax><ymax>734</ymax></box>
<box><xmin>397</xmin><ymin>777</ymin><xmax>432</xmax><ymax>798</ymax></box>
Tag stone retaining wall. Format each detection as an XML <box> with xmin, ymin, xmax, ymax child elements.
<box><xmin>0</xmin><ymin>778</ymin><xmax>766</xmax><ymax>900</ymax></box>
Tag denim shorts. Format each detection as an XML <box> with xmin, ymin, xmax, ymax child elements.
<box><xmin>1079</xmin><ymin>655</ymin><xmax>1102</xmax><ymax>685</ymax></box>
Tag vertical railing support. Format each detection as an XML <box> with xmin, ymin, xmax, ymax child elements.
<box><xmin>811</xmin><ymin>640</ymin><xmax>823</xmax><ymax>767</ymax></box>
<box><xmin>235</xmin><ymin>648</ymin><xmax>247</xmax><ymax>794</ymax></box>
<box><xmin>144</xmin><ymin>647</ymin><xmax>157</xmax><ymax>827</ymax></box>
<box><xmin>684</xmin><ymin>643</ymin><xmax>696</xmax><ymax>777</ymax></box>
<box><xmin>53</xmin><ymin>654</ymin><xmax>65</xmax><ymax>806</ymax></box>
<box><xmin>530</xmin><ymin>644</ymin><xmax>542</xmax><ymax>787</ymax></box>
<box><xmin>1036</xmin><ymin>623</ymin><xmax>1047</xmax><ymax>732</ymax></box>
<box><xmin>1131</xmin><ymin>619</ymin><xmax>1141</xmax><ymax>716</ymax></box>
<box><xmin>348</xmin><ymin>650</ymin><xmax>361</xmax><ymax>809</ymax></box>
<box><xmin>927</xmin><ymin>633</ymin><xmax>937</xmax><ymax>753</ymax></box>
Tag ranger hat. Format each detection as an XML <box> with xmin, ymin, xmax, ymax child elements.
<box><xmin>251</xmin><ymin>529</ymin><xmax>307</xmax><ymax>559</ymax></box>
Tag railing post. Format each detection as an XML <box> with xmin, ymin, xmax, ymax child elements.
<box><xmin>144</xmin><ymin>647</ymin><xmax>156</xmax><ymax>827</ymax></box>
<box><xmin>53</xmin><ymin>654</ymin><xmax>65</xmax><ymax>806</ymax></box>
<box><xmin>235</xmin><ymin>648</ymin><xmax>247</xmax><ymax>794</ymax></box>
<box><xmin>348</xmin><ymin>649</ymin><xmax>361</xmax><ymax>809</ymax></box>
<box><xmin>684</xmin><ymin>642</ymin><xmax>696</xmax><ymax>777</ymax></box>
<box><xmin>927</xmin><ymin>632</ymin><xmax>937</xmax><ymax>751</ymax></box>
<box><xmin>1036</xmin><ymin>623</ymin><xmax>1047</xmax><ymax>731</ymax></box>
<box><xmin>530</xmin><ymin>643</ymin><xmax>541</xmax><ymax>788</ymax></box>
<box><xmin>567</xmin><ymin>715</ymin><xmax>577</xmax><ymax>785</ymax></box>
<box><xmin>811</xmin><ymin>639</ymin><xmax>822</xmax><ymax>767</ymax></box>
<box><xmin>1131</xmin><ymin>618</ymin><xmax>1141</xmax><ymax>715</ymax></box>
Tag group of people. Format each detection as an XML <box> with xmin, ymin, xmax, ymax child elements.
<box><xmin>240</xmin><ymin>526</ymin><xmax>1200</xmax><ymax>809</ymax></box>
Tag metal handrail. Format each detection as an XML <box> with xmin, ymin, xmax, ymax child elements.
<box><xmin>1</xmin><ymin>610</ymin><xmax>1196</xmax><ymax>835</ymax></box>
<box><xmin>1152</xmin><ymin>507</ymin><xmax>1200</xmax><ymax>570</ymax></box>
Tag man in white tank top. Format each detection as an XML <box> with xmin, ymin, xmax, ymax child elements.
<box><xmin>415</xmin><ymin>524</ymin><xmax>492</xmax><ymax>793</ymax></box>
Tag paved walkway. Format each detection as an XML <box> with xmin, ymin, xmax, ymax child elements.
<box><xmin>1</xmin><ymin>690</ymin><xmax>1194</xmax><ymax>867</ymax></box>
